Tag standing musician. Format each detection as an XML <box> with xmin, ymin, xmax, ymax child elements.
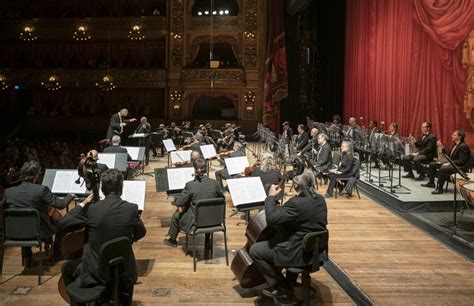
<box><xmin>106</xmin><ymin>108</ymin><xmax>137</xmax><ymax>141</ymax></box>
<box><xmin>281</xmin><ymin>121</ymin><xmax>293</xmax><ymax>144</ymax></box>
<box><xmin>324</xmin><ymin>141</ymin><xmax>356</xmax><ymax>198</ymax></box>
<box><xmin>402</xmin><ymin>122</ymin><xmax>437</xmax><ymax>181</ymax></box>
<box><xmin>59</xmin><ymin>169</ymin><xmax>146</xmax><ymax>305</ymax></box>
<box><xmin>422</xmin><ymin>130</ymin><xmax>471</xmax><ymax>194</ymax></box>
<box><xmin>3</xmin><ymin>160</ymin><xmax>75</xmax><ymax>265</ymax></box>
<box><xmin>295</xmin><ymin>124</ymin><xmax>309</xmax><ymax>152</ymax></box>
<box><xmin>134</xmin><ymin>117</ymin><xmax>152</xmax><ymax>165</ymax></box>
<box><xmin>164</xmin><ymin>158</ymin><xmax>224</xmax><ymax>247</ymax></box>
<box><xmin>249</xmin><ymin>171</ymin><xmax>328</xmax><ymax>297</ymax></box>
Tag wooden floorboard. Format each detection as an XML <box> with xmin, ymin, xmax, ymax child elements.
<box><xmin>0</xmin><ymin>154</ymin><xmax>353</xmax><ymax>306</ymax></box>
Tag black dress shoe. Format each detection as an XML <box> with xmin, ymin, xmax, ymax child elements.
<box><xmin>402</xmin><ymin>173</ymin><xmax>415</xmax><ymax>178</ymax></box>
<box><xmin>421</xmin><ymin>182</ymin><xmax>435</xmax><ymax>188</ymax></box>
<box><xmin>431</xmin><ymin>189</ymin><xmax>444</xmax><ymax>195</ymax></box>
<box><xmin>163</xmin><ymin>238</ymin><xmax>178</xmax><ymax>247</ymax></box>
<box><xmin>262</xmin><ymin>285</ymin><xmax>293</xmax><ymax>297</ymax></box>
<box><xmin>415</xmin><ymin>174</ymin><xmax>426</xmax><ymax>181</ymax></box>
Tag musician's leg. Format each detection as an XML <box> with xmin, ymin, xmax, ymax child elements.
<box><xmin>434</xmin><ymin>165</ymin><xmax>456</xmax><ymax>193</ymax></box>
<box><xmin>422</xmin><ymin>162</ymin><xmax>439</xmax><ymax>187</ymax></box>
<box><xmin>21</xmin><ymin>247</ymin><xmax>33</xmax><ymax>266</ymax></box>
<box><xmin>167</xmin><ymin>211</ymin><xmax>182</xmax><ymax>242</ymax></box>
<box><xmin>325</xmin><ymin>174</ymin><xmax>337</xmax><ymax>197</ymax></box>
<box><xmin>402</xmin><ymin>155</ymin><xmax>415</xmax><ymax>177</ymax></box>
<box><xmin>144</xmin><ymin>144</ymin><xmax>150</xmax><ymax>166</ymax></box>
<box><xmin>61</xmin><ymin>258</ymin><xmax>82</xmax><ymax>287</ymax></box>
<box><xmin>413</xmin><ymin>154</ymin><xmax>429</xmax><ymax>179</ymax></box>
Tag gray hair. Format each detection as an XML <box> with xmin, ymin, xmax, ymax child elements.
<box><xmin>293</xmin><ymin>169</ymin><xmax>316</xmax><ymax>194</ymax></box>
<box><xmin>111</xmin><ymin>135</ymin><xmax>121</xmax><ymax>145</ymax></box>
<box><xmin>341</xmin><ymin>140</ymin><xmax>353</xmax><ymax>152</ymax></box>
<box><xmin>318</xmin><ymin>133</ymin><xmax>328</xmax><ymax>141</ymax></box>
<box><xmin>260</xmin><ymin>152</ymin><xmax>277</xmax><ymax>173</ymax></box>
<box><xmin>120</xmin><ymin>108</ymin><xmax>128</xmax><ymax>115</ymax></box>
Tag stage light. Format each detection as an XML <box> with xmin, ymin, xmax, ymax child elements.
<box><xmin>219</xmin><ymin>10</ymin><xmax>224</xmax><ymax>15</ymax></box>
<box><xmin>198</xmin><ymin>11</ymin><xmax>202</xmax><ymax>16</ymax></box>
<box><xmin>212</xmin><ymin>11</ymin><xmax>217</xmax><ymax>15</ymax></box>
<box><xmin>224</xmin><ymin>10</ymin><xmax>229</xmax><ymax>14</ymax></box>
<box><xmin>204</xmin><ymin>11</ymin><xmax>209</xmax><ymax>15</ymax></box>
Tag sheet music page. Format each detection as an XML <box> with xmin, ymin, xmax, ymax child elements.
<box><xmin>131</xmin><ymin>133</ymin><xmax>146</xmax><ymax>138</ymax></box>
<box><xmin>52</xmin><ymin>170</ymin><xmax>87</xmax><ymax>194</ymax></box>
<box><xmin>122</xmin><ymin>146</ymin><xmax>140</xmax><ymax>160</ymax></box>
<box><xmin>163</xmin><ymin>139</ymin><xmax>176</xmax><ymax>152</ymax></box>
<box><xmin>97</xmin><ymin>153</ymin><xmax>116</xmax><ymax>169</ymax></box>
<box><xmin>227</xmin><ymin>177</ymin><xmax>267</xmax><ymax>206</ymax></box>
<box><xmin>122</xmin><ymin>181</ymin><xmax>146</xmax><ymax>210</ymax></box>
<box><xmin>167</xmin><ymin>167</ymin><xmax>195</xmax><ymax>190</ymax></box>
<box><xmin>225</xmin><ymin>156</ymin><xmax>249</xmax><ymax>175</ymax></box>
<box><xmin>170</xmin><ymin>150</ymin><xmax>192</xmax><ymax>164</ymax></box>
<box><xmin>200</xmin><ymin>144</ymin><xmax>217</xmax><ymax>159</ymax></box>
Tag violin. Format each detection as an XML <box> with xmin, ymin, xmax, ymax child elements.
<box><xmin>244</xmin><ymin>160</ymin><xmax>261</xmax><ymax>176</ymax></box>
<box><xmin>173</xmin><ymin>160</ymin><xmax>191</xmax><ymax>167</ymax></box>
<box><xmin>218</xmin><ymin>150</ymin><xmax>234</xmax><ymax>158</ymax></box>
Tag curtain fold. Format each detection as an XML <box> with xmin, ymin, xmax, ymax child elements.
<box><xmin>344</xmin><ymin>0</ymin><xmax>474</xmax><ymax>144</ymax></box>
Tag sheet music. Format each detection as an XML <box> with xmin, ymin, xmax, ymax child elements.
<box><xmin>97</xmin><ymin>153</ymin><xmax>116</xmax><ymax>169</ymax></box>
<box><xmin>163</xmin><ymin>139</ymin><xmax>176</xmax><ymax>152</ymax></box>
<box><xmin>122</xmin><ymin>146</ymin><xmax>140</xmax><ymax>160</ymax></box>
<box><xmin>171</xmin><ymin>150</ymin><xmax>192</xmax><ymax>164</ymax></box>
<box><xmin>200</xmin><ymin>144</ymin><xmax>217</xmax><ymax>159</ymax></box>
<box><xmin>167</xmin><ymin>167</ymin><xmax>195</xmax><ymax>190</ymax></box>
<box><xmin>227</xmin><ymin>177</ymin><xmax>267</xmax><ymax>206</ymax></box>
<box><xmin>99</xmin><ymin>180</ymin><xmax>146</xmax><ymax>210</ymax></box>
<box><xmin>52</xmin><ymin>170</ymin><xmax>87</xmax><ymax>194</ymax></box>
<box><xmin>130</xmin><ymin>133</ymin><xmax>146</xmax><ymax>138</ymax></box>
<box><xmin>225</xmin><ymin>156</ymin><xmax>249</xmax><ymax>175</ymax></box>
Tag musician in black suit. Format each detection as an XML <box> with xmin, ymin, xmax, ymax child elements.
<box><xmin>402</xmin><ymin>122</ymin><xmax>437</xmax><ymax>180</ymax></box>
<box><xmin>296</xmin><ymin>124</ymin><xmax>309</xmax><ymax>152</ymax></box>
<box><xmin>250</xmin><ymin>153</ymin><xmax>283</xmax><ymax>194</ymax></box>
<box><xmin>281</xmin><ymin>121</ymin><xmax>293</xmax><ymax>144</ymax></box>
<box><xmin>134</xmin><ymin>117</ymin><xmax>152</xmax><ymax>165</ymax></box>
<box><xmin>106</xmin><ymin>108</ymin><xmax>137</xmax><ymax>141</ymax></box>
<box><xmin>59</xmin><ymin>169</ymin><xmax>146</xmax><ymax>304</ymax></box>
<box><xmin>422</xmin><ymin>130</ymin><xmax>471</xmax><ymax>194</ymax></box>
<box><xmin>313</xmin><ymin>133</ymin><xmax>333</xmax><ymax>179</ymax></box>
<box><xmin>104</xmin><ymin>135</ymin><xmax>132</xmax><ymax>161</ymax></box>
<box><xmin>344</xmin><ymin>117</ymin><xmax>361</xmax><ymax>142</ymax></box>
<box><xmin>3</xmin><ymin>161</ymin><xmax>75</xmax><ymax>265</ymax></box>
<box><xmin>250</xmin><ymin>171</ymin><xmax>328</xmax><ymax>297</ymax></box>
<box><xmin>215</xmin><ymin>142</ymin><xmax>246</xmax><ymax>191</ymax></box>
<box><xmin>300</xmin><ymin>127</ymin><xmax>320</xmax><ymax>158</ymax></box>
<box><xmin>164</xmin><ymin>158</ymin><xmax>225</xmax><ymax>247</ymax></box>
<box><xmin>325</xmin><ymin>141</ymin><xmax>355</xmax><ymax>198</ymax></box>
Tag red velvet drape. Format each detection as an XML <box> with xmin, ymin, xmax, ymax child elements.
<box><xmin>344</xmin><ymin>0</ymin><xmax>474</xmax><ymax>144</ymax></box>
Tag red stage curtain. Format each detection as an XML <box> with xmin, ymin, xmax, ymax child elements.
<box><xmin>263</xmin><ymin>0</ymin><xmax>287</xmax><ymax>132</ymax></box>
<box><xmin>344</xmin><ymin>0</ymin><xmax>474</xmax><ymax>144</ymax></box>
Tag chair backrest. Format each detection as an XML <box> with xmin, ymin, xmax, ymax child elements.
<box><xmin>3</xmin><ymin>208</ymin><xmax>40</xmax><ymax>241</ymax></box>
<box><xmin>98</xmin><ymin>237</ymin><xmax>132</xmax><ymax>283</ymax></box>
<box><xmin>302</xmin><ymin>230</ymin><xmax>329</xmax><ymax>272</ymax></box>
<box><xmin>194</xmin><ymin>198</ymin><xmax>226</xmax><ymax>228</ymax></box>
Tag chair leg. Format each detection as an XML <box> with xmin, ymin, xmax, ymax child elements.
<box><xmin>210</xmin><ymin>233</ymin><xmax>214</xmax><ymax>259</ymax></box>
<box><xmin>356</xmin><ymin>184</ymin><xmax>361</xmax><ymax>199</ymax></box>
<box><xmin>185</xmin><ymin>234</ymin><xmax>188</xmax><ymax>254</ymax></box>
<box><xmin>301</xmin><ymin>273</ymin><xmax>312</xmax><ymax>306</ymax></box>
<box><xmin>223</xmin><ymin>230</ymin><xmax>229</xmax><ymax>266</ymax></box>
<box><xmin>38</xmin><ymin>244</ymin><xmax>42</xmax><ymax>285</ymax></box>
<box><xmin>192</xmin><ymin>235</ymin><xmax>196</xmax><ymax>272</ymax></box>
<box><xmin>334</xmin><ymin>181</ymin><xmax>338</xmax><ymax>199</ymax></box>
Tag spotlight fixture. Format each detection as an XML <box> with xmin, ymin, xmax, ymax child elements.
<box><xmin>19</xmin><ymin>26</ymin><xmax>38</xmax><ymax>41</ymax></box>
<box><xmin>219</xmin><ymin>10</ymin><xmax>224</xmax><ymax>15</ymax></box>
<box><xmin>204</xmin><ymin>10</ymin><xmax>209</xmax><ymax>15</ymax></box>
<box><xmin>169</xmin><ymin>90</ymin><xmax>182</xmax><ymax>111</ymax></box>
<box><xmin>41</xmin><ymin>75</ymin><xmax>61</xmax><ymax>91</ymax></box>
<box><xmin>198</xmin><ymin>11</ymin><xmax>202</xmax><ymax>16</ymax></box>
<box><xmin>73</xmin><ymin>25</ymin><xmax>91</xmax><ymax>41</ymax></box>
<box><xmin>212</xmin><ymin>11</ymin><xmax>217</xmax><ymax>15</ymax></box>
<box><xmin>128</xmin><ymin>24</ymin><xmax>145</xmax><ymax>41</ymax></box>
<box><xmin>95</xmin><ymin>74</ymin><xmax>116</xmax><ymax>91</ymax></box>
<box><xmin>224</xmin><ymin>10</ymin><xmax>229</xmax><ymax>14</ymax></box>
<box><xmin>0</xmin><ymin>74</ymin><xmax>8</xmax><ymax>90</ymax></box>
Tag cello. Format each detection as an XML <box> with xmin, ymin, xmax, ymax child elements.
<box><xmin>57</xmin><ymin>153</ymin><xmax>101</xmax><ymax>303</ymax></box>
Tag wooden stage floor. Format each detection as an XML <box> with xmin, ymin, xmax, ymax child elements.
<box><xmin>1</xmin><ymin>151</ymin><xmax>474</xmax><ymax>305</ymax></box>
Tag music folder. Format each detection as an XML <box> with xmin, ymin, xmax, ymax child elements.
<box><xmin>170</xmin><ymin>150</ymin><xmax>192</xmax><ymax>165</ymax></box>
<box><xmin>225</xmin><ymin>156</ymin><xmax>249</xmax><ymax>175</ymax></box>
<box><xmin>43</xmin><ymin>169</ymin><xmax>89</xmax><ymax>195</ymax></box>
<box><xmin>97</xmin><ymin>153</ymin><xmax>128</xmax><ymax>172</ymax></box>
<box><xmin>200</xmin><ymin>144</ymin><xmax>217</xmax><ymax>160</ymax></box>
<box><xmin>163</xmin><ymin>139</ymin><xmax>177</xmax><ymax>152</ymax></box>
<box><xmin>154</xmin><ymin>167</ymin><xmax>195</xmax><ymax>193</ymax></box>
<box><xmin>99</xmin><ymin>180</ymin><xmax>146</xmax><ymax>211</ymax></box>
<box><xmin>122</xmin><ymin>146</ymin><xmax>145</xmax><ymax>161</ymax></box>
<box><xmin>227</xmin><ymin>177</ymin><xmax>267</xmax><ymax>208</ymax></box>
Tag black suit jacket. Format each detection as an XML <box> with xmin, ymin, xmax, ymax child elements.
<box><xmin>251</xmin><ymin>168</ymin><xmax>282</xmax><ymax>193</ymax></box>
<box><xmin>174</xmin><ymin>176</ymin><xmax>225</xmax><ymax>233</ymax></box>
<box><xmin>3</xmin><ymin>182</ymin><xmax>74</xmax><ymax>238</ymax></box>
<box><xmin>58</xmin><ymin>195</ymin><xmax>146</xmax><ymax>287</ymax></box>
<box><xmin>449</xmin><ymin>142</ymin><xmax>471</xmax><ymax>171</ymax></box>
<box><xmin>104</xmin><ymin>145</ymin><xmax>132</xmax><ymax>161</ymax></box>
<box><xmin>107</xmin><ymin>113</ymin><xmax>129</xmax><ymax>140</ymax></box>
<box><xmin>296</xmin><ymin>132</ymin><xmax>309</xmax><ymax>151</ymax></box>
<box><xmin>264</xmin><ymin>190</ymin><xmax>328</xmax><ymax>267</ymax></box>
<box><xmin>315</xmin><ymin>143</ymin><xmax>332</xmax><ymax>172</ymax></box>
<box><xmin>338</xmin><ymin>153</ymin><xmax>354</xmax><ymax>175</ymax></box>
<box><xmin>415</xmin><ymin>132</ymin><xmax>437</xmax><ymax>160</ymax></box>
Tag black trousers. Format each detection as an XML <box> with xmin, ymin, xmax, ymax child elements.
<box><xmin>427</xmin><ymin>162</ymin><xmax>456</xmax><ymax>187</ymax></box>
<box><xmin>326</xmin><ymin>173</ymin><xmax>352</xmax><ymax>196</ymax></box>
<box><xmin>167</xmin><ymin>210</ymin><xmax>185</xmax><ymax>240</ymax></box>
<box><xmin>403</xmin><ymin>154</ymin><xmax>432</xmax><ymax>175</ymax></box>
<box><xmin>249</xmin><ymin>241</ymin><xmax>293</xmax><ymax>288</ymax></box>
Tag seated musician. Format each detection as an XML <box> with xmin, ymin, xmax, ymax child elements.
<box><xmin>164</xmin><ymin>158</ymin><xmax>224</xmax><ymax>247</ymax></box>
<box><xmin>344</xmin><ymin>117</ymin><xmax>360</xmax><ymax>142</ymax></box>
<box><xmin>300</xmin><ymin>127</ymin><xmax>320</xmax><ymax>157</ymax></box>
<box><xmin>295</xmin><ymin>124</ymin><xmax>309</xmax><ymax>152</ymax></box>
<box><xmin>174</xmin><ymin>150</ymin><xmax>202</xmax><ymax>167</ymax></box>
<box><xmin>173</xmin><ymin>127</ymin><xmax>184</xmax><ymax>147</ymax></box>
<box><xmin>59</xmin><ymin>169</ymin><xmax>146</xmax><ymax>304</ymax></box>
<box><xmin>281</xmin><ymin>121</ymin><xmax>293</xmax><ymax>144</ymax></box>
<box><xmin>421</xmin><ymin>130</ymin><xmax>471</xmax><ymax>194</ymax></box>
<box><xmin>251</xmin><ymin>153</ymin><xmax>283</xmax><ymax>194</ymax></box>
<box><xmin>104</xmin><ymin>135</ymin><xmax>132</xmax><ymax>161</ymax></box>
<box><xmin>88</xmin><ymin>149</ymin><xmax>109</xmax><ymax>173</ymax></box>
<box><xmin>249</xmin><ymin>171</ymin><xmax>328</xmax><ymax>297</ymax></box>
<box><xmin>217</xmin><ymin>129</ymin><xmax>235</xmax><ymax>152</ymax></box>
<box><xmin>3</xmin><ymin>160</ymin><xmax>75</xmax><ymax>265</ymax></box>
<box><xmin>312</xmin><ymin>133</ymin><xmax>333</xmax><ymax>183</ymax></box>
<box><xmin>215</xmin><ymin>142</ymin><xmax>246</xmax><ymax>191</ymax></box>
<box><xmin>324</xmin><ymin>141</ymin><xmax>355</xmax><ymax>198</ymax></box>
<box><xmin>402</xmin><ymin>122</ymin><xmax>437</xmax><ymax>181</ymax></box>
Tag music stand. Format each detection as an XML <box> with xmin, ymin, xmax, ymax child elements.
<box><xmin>442</xmin><ymin>152</ymin><xmax>470</xmax><ymax>235</ymax></box>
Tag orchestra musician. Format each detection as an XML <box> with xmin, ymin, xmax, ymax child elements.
<box><xmin>325</xmin><ymin>141</ymin><xmax>356</xmax><ymax>198</ymax></box>
<box><xmin>344</xmin><ymin>117</ymin><xmax>360</xmax><ymax>142</ymax></box>
<box><xmin>59</xmin><ymin>169</ymin><xmax>146</xmax><ymax>305</ymax></box>
<box><xmin>249</xmin><ymin>171</ymin><xmax>328</xmax><ymax>297</ymax></box>
<box><xmin>104</xmin><ymin>135</ymin><xmax>132</xmax><ymax>161</ymax></box>
<box><xmin>421</xmin><ymin>130</ymin><xmax>471</xmax><ymax>194</ymax></box>
<box><xmin>164</xmin><ymin>158</ymin><xmax>224</xmax><ymax>247</ymax></box>
<box><xmin>87</xmin><ymin>149</ymin><xmax>109</xmax><ymax>173</ymax></box>
<box><xmin>134</xmin><ymin>116</ymin><xmax>151</xmax><ymax>165</ymax></box>
<box><xmin>311</xmin><ymin>133</ymin><xmax>333</xmax><ymax>183</ymax></box>
<box><xmin>402</xmin><ymin>122</ymin><xmax>437</xmax><ymax>181</ymax></box>
<box><xmin>295</xmin><ymin>124</ymin><xmax>309</xmax><ymax>152</ymax></box>
<box><xmin>2</xmin><ymin>160</ymin><xmax>75</xmax><ymax>265</ymax></box>
<box><xmin>106</xmin><ymin>108</ymin><xmax>137</xmax><ymax>141</ymax></box>
<box><xmin>250</xmin><ymin>152</ymin><xmax>283</xmax><ymax>194</ymax></box>
<box><xmin>281</xmin><ymin>121</ymin><xmax>293</xmax><ymax>144</ymax></box>
<box><xmin>300</xmin><ymin>127</ymin><xmax>320</xmax><ymax>158</ymax></box>
<box><xmin>217</xmin><ymin>129</ymin><xmax>235</xmax><ymax>152</ymax></box>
